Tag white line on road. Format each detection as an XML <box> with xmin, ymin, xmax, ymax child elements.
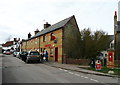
<box><xmin>68</xmin><ymin>72</ymin><xmax>74</xmax><ymax>74</ymax></box>
<box><xmin>74</xmin><ymin>74</ymin><xmax>80</xmax><ymax>76</ymax></box>
<box><xmin>80</xmin><ymin>75</ymin><xmax>88</xmax><ymax>79</ymax></box>
<box><xmin>81</xmin><ymin>76</ymin><xmax>84</xmax><ymax>78</ymax></box>
<box><xmin>59</xmin><ymin>68</ymin><xmax>63</xmax><ymax>70</ymax></box>
<box><xmin>58</xmin><ymin>68</ymin><xmax>100</xmax><ymax>83</ymax></box>
<box><xmin>83</xmin><ymin>76</ymin><xmax>88</xmax><ymax>79</ymax></box>
<box><xmin>90</xmin><ymin>78</ymin><xmax>99</xmax><ymax>82</ymax></box>
<box><xmin>64</xmin><ymin>70</ymin><xmax>68</xmax><ymax>72</ymax></box>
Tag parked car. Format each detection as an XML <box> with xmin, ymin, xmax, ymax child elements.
<box><xmin>13</xmin><ymin>51</ymin><xmax>20</xmax><ymax>57</ymax></box>
<box><xmin>3</xmin><ymin>51</ymin><xmax>6</xmax><ymax>54</ymax></box>
<box><xmin>20</xmin><ymin>51</ymin><xmax>28</xmax><ymax>61</ymax></box>
<box><xmin>16</xmin><ymin>52</ymin><xmax>20</xmax><ymax>58</ymax></box>
<box><xmin>5</xmin><ymin>51</ymin><xmax>11</xmax><ymax>55</ymax></box>
<box><xmin>13</xmin><ymin>51</ymin><xmax>17</xmax><ymax>57</ymax></box>
<box><xmin>26</xmin><ymin>51</ymin><xmax>41</xmax><ymax>63</ymax></box>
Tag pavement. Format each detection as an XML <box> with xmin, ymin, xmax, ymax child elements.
<box><xmin>44</xmin><ymin>61</ymin><xmax>119</xmax><ymax>78</ymax></box>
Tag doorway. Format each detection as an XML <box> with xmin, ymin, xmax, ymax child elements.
<box><xmin>55</xmin><ymin>47</ymin><xmax>58</xmax><ymax>62</ymax></box>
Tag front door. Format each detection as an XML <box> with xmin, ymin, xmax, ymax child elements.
<box><xmin>55</xmin><ymin>47</ymin><xmax>58</xmax><ymax>62</ymax></box>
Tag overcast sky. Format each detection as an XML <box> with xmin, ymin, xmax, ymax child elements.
<box><xmin>0</xmin><ymin>0</ymin><xmax>119</xmax><ymax>44</ymax></box>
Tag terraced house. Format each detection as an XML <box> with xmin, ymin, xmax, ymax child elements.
<box><xmin>21</xmin><ymin>15</ymin><xmax>81</xmax><ymax>63</ymax></box>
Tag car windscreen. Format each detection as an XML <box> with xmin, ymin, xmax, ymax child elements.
<box><xmin>30</xmin><ymin>52</ymin><xmax>39</xmax><ymax>55</ymax></box>
<box><xmin>22</xmin><ymin>52</ymin><xmax>28</xmax><ymax>55</ymax></box>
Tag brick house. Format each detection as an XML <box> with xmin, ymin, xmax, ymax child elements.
<box><xmin>21</xmin><ymin>15</ymin><xmax>81</xmax><ymax>63</ymax></box>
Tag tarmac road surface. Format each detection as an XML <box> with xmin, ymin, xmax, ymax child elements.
<box><xmin>1</xmin><ymin>54</ymin><xmax>119</xmax><ymax>85</ymax></box>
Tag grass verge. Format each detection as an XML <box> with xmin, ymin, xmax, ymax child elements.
<box><xmin>81</xmin><ymin>66</ymin><xmax>120</xmax><ymax>75</ymax></box>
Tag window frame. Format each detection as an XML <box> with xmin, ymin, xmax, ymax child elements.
<box><xmin>43</xmin><ymin>35</ymin><xmax>46</xmax><ymax>42</ymax></box>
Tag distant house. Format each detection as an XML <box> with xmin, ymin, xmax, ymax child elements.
<box><xmin>2</xmin><ymin>41</ymin><xmax>14</xmax><ymax>51</ymax></box>
<box><xmin>109</xmin><ymin>35</ymin><xmax>114</xmax><ymax>50</ymax></box>
<box><xmin>2</xmin><ymin>38</ymin><xmax>20</xmax><ymax>52</ymax></box>
<box><xmin>21</xmin><ymin>15</ymin><xmax>81</xmax><ymax>63</ymax></box>
<box><xmin>98</xmin><ymin>35</ymin><xmax>114</xmax><ymax>61</ymax></box>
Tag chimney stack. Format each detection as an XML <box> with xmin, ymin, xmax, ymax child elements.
<box><xmin>34</xmin><ymin>28</ymin><xmax>39</xmax><ymax>35</ymax></box>
<box><xmin>28</xmin><ymin>32</ymin><xmax>31</xmax><ymax>39</ymax></box>
<box><xmin>44</xmin><ymin>22</ymin><xmax>51</xmax><ymax>29</ymax></box>
<box><xmin>14</xmin><ymin>38</ymin><xmax>17</xmax><ymax>42</ymax></box>
<box><xmin>114</xmin><ymin>11</ymin><xmax>117</xmax><ymax>17</ymax></box>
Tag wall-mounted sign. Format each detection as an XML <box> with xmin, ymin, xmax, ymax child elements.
<box><xmin>45</xmin><ymin>44</ymin><xmax>51</xmax><ymax>47</ymax></box>
<box><xmin>54</xmin><ymin>40</ymin><xmax>57</xmax><ymax>44</ymax></box>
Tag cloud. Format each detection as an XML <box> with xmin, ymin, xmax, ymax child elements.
<box><xmin>0</xmin><ymin>0</ymin><xmax>119</xmax><ymax>44</ymax></box>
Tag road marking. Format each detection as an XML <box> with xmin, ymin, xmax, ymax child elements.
<box><xmin>90</xmin><ymin>78</ymin><xmax>95</xmax><ymax>81</ymax></box>
<box><xmin>90</xmin><ymin>78</ymin><xmax>99</xmax><ymax>82</ymax></box>
<box><xmin>84</xmin><ymin>76</ymin><xmax>88</xmax><ymax>79</ymax></box>
<box><xmin>74</xmin><ymin>74</ymin><xmax>80</xmax><ymax>76</ymax></box>
<box><xmin>81</xmin><ymin>76</ymin><xmax>84</xmax><ymax>78</ymax></box>
<box><xmin>64</xmin><ymin>70</ymin><xmax>68</xmax><ymax>72</ymax></box>
<box><xmin>59</xmin><ymin>68</ymin><xmax>63</xmax><ymax>70</ymax></box>
<box><xmin>68</xmin><ymin>72</ymin><xmax>74</xmax><ymax>74</ymax></box>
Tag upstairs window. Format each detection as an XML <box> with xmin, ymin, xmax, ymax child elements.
<box><xmin>43</xmin><ymin>35</ymin><xmax>46</xmax><ymax>42</ymax></box>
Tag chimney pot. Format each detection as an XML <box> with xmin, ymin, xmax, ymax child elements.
<box><xmin>28</xmin><ymin>32</ymin><xmax>31</xmax><ymax>39</ymax></box>
<box><xmin>115</xmin><ymin>11</ymin><xmax>117</xmax><ymax>16</ymax></box>
<box><xmin>34</xmin><ymin>28</ymin><xmax>39</xmax><ymax>35</ymax></box>
<box><xmin>44</xmin><ymin>22</ymin><xmax>51</xmax><ymax>29</ymax></box>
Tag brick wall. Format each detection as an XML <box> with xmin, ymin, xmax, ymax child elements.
<box><xmin>114</xmin><ymin>60</ymin><xmax>120</xmax><ymax>65</ymax></box>
<box><xmin>66</xmin><ymin>58</ymin><xmax>90</xmax><ymax>65</ymax></box>
<box><xmin>63</xmin><ymin>16</ymin><xmax>81</xmax><ymax>61</ymax></box>
<box><xmin>39</xmin><ymin>29</ymin><xmax>63</xmax><ymax>63</ymax></box>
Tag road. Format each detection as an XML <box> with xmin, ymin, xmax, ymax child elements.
<box><xmin>1</xmin><ymin>54</ymin><xmax>119</xmax><ymax>85</ymax></box>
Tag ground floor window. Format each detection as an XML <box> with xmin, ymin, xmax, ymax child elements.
<box><xmin>50</xmin><ymin>48</ymin><xmax>54</xmax><ymax>57</ymax></box>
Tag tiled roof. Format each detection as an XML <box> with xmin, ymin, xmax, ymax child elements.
<box><xmin>2</xmin><ymin>41</ymin><xmax>13</xmax><ymax>47</ymax></box>
<box><xmin>28</xmin><ymin>15</ymin><xmax>74</xmax><ymax>40</ymax></box>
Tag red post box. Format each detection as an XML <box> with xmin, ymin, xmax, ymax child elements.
<box><xmin>107</xmin><ymin>50</ymin><xmax>114</xmax><ymax>68</ymax></box>
<box><xmin>108</xmin><ymin>52</ymin><xmax>113</xmax><ymax>62</ymax></box>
